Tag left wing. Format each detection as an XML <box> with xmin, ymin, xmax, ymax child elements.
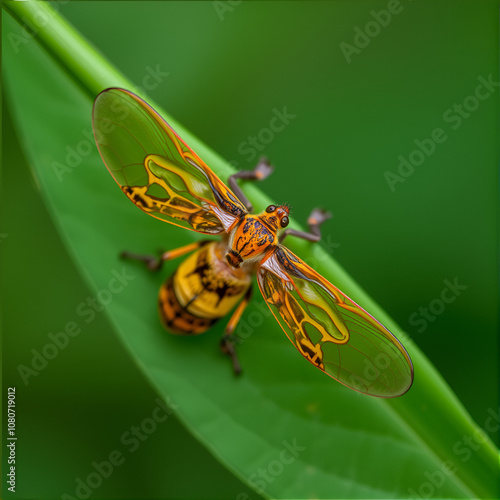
<box><xmin>92</xmin><ymin>88</ymin><xmax>246</xmax><ymax>234</ymax></box>
<box><xmin>257</xmin><ymin>246</ymin><xmax>413</xmax><ymax>397</ymax></box>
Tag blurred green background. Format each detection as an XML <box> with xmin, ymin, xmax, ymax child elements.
<box><xmin>2</xmin><ymin>1</ymin><xmax>498</xmax><ymax>498</ymax></box>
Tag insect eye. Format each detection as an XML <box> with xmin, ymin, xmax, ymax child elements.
<box><xmin>281</xmin><ymin>216</ymin><xmax>289</xmax><ymax>228</ymax></box>
<box><xmin>266</xmin><ymin>205</ymin><xmax>276</xmax><ymax>213</ymax></box>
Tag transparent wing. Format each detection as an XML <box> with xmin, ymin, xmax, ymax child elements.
<box><xmin>258</xmin><ymin>246</ymin><xmax>413</xmax><ymax>397</ymax></box>
<box><xmin>92</xmin><ymin>88</ymin><xmax>246</xmax><ymax>234</ymax></box>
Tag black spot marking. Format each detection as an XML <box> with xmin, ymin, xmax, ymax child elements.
<box><xmin>276</xmin><ymin>247</ymin><xmax>308</xmax><ymax>280</ymax></box>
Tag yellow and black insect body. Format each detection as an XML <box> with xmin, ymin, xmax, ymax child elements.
<box><xmin>159</xmin><ymin>205</ymin><xmax>290</xmax><ymax>336</ymax></box>
<box><xmin>158</xmin><ymin>240</ymin><xmax>251</xmax><ymax>335</ymax></box>
<box><xmin>93</xmin><ymin>88</ymin><xmax>414</xmax><ymax>397</ymax></box>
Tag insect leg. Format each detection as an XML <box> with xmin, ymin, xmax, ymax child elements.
<box><xmin>121</xmin><ymin>240</ymin><xmax>210</xmax><ymax>271</ymax></box>
<box><xmin>220</xmin><ymin>285</ymin><xmax>253</xmax><ymax>375</ymax></box>
<box><xmin>279</xmin><ymin>208</ymin><xmax>332</xmax><ymax>243</ymax></box>
<box><xmin>228</xmin><ymin>157</ymin><xmax>274</xmax><ymax>212</ymax></box>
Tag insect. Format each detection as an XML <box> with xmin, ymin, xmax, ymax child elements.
<box><xmin>92</xmin><ymin>88</ymin><xmax>413</xmax><ymax>398</ymax></box>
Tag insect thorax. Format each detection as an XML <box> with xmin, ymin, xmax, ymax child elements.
<box><xmin>226</xmin><ymin>214</ymin><xmax>277</xmax><ymax>268</ymax></box>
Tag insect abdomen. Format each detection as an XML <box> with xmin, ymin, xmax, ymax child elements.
<box><xmin>158</xmin><ymin>242</ymin><xmax>251</xmax><ymax>335</ymax></box>
<box><xmin>158</xmin><ymin>276</ymin><xmax>218</xmax><ymax>335</ymax></box>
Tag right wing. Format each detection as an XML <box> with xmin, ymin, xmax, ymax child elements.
<box><xmin>258</xmin><ymin>245</ymin><xmax>414</xmax><ymax>398</ymax></box>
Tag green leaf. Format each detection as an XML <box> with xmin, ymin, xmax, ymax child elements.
<box><xmin>3</xmin><ymin>2</ymin><xmax>498</xmax><ymax>498</ymax></box>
